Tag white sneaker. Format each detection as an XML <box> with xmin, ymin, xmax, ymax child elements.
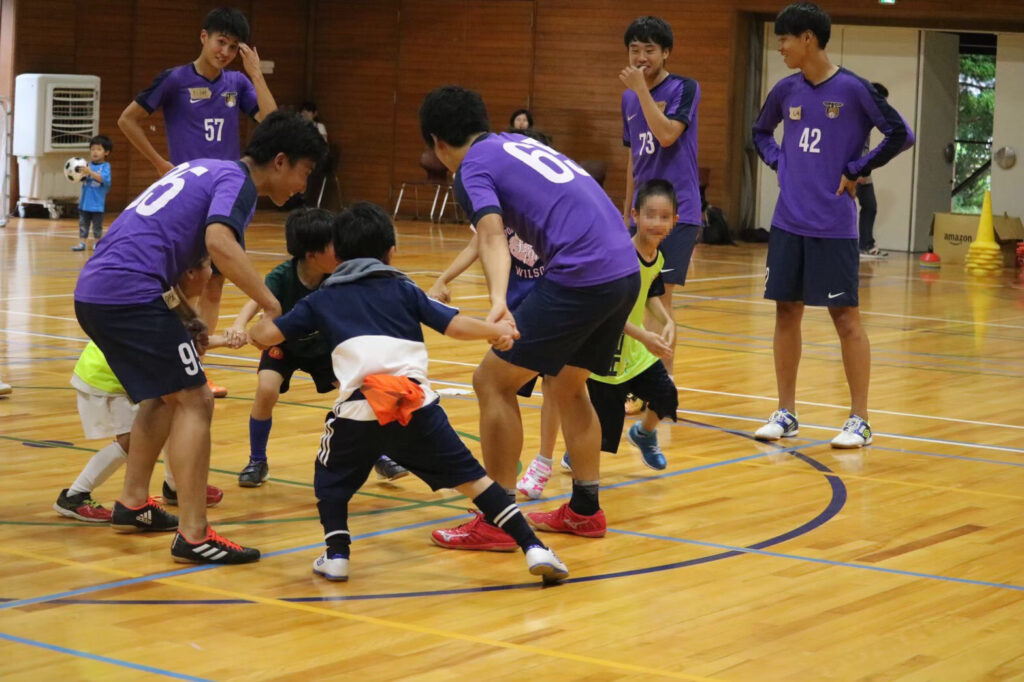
<box><xmin>0</xmin><ymin>381</ymin><xmax>11</xmax><ymax>396</ymax></box>
<box><xmin>754</xmin><ymin>409</ymin><xmax>799</xmax><ymax>441</ymax></box>
<box><xmin>517</xmin><ymin>456</ymin><xmax>553</xmax><ymax>499</ymax></box>
<box><xmin>831</xmin><ymin>415</ymin><xmax>873</xmax><ymax>449</ymax></box>
<box><xmin>525</xmin><ymin>545</ymin><xmax>569</xmax><ymax>584</ymax></box>
<box><xmin>312</xmin><ymin>551</ymin><xmax>349</xmax><ymax>581</ymax></box>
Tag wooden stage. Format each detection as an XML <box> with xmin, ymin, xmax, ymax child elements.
<box><xmin>1</xmin><ymin>213</ymin><xmax>1023</xmax><ymax>681</ymax></box>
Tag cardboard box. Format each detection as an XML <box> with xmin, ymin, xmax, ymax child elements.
<box><xmin>931</xmin><ymin>212</ymin><xmax>1024</xmax><ymax>266</ymax></box>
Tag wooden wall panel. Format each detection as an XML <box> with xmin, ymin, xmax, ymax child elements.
<box><xmin>9</xmin><ymin>0</ymin><xmax>1024</xmax><ymax>216</ymax></box>
<box><xmin>311</xmin><ymin>0</ymin><xmax>399</xmax><ymax>208</ymax></box>
<box><xmin>390</xmin><ymin>0</ymin><xmax>533</xmax><ymax>205</ymax></box>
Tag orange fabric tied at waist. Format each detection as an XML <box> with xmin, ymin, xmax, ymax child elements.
<box><xmin>360</xmin><ymin>374</ymin><xmax>425</xmax><ymax>426</ymax></box>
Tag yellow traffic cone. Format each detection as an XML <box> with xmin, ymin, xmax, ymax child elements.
<box><xmin>965</xmin><ymin>191</ymin><xmax>1002</xmax><ymax>275</ymax></box>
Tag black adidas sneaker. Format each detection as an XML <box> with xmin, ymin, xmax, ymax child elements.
<box><xmin>110</xmin><ymin>497</ymin><xmax>178</xmax><ymax>533</ymax></box>
<box><xmin>171</xmin><ymin>526</ymin><xmax>260</xmax><ymax>564</ymax></box>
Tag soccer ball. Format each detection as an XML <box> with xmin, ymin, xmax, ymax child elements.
<box><xmin>64</xmin><ymin>157</ymin><xmax>88</xmax><ymax>183</ymax></box>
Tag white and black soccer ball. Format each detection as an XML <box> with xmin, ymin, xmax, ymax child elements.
<box><xmin>64</xmin><ymin>157</ymin><xmax>88</xmax><ymax>183</ymax></box>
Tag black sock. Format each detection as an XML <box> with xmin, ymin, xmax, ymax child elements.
<box><xmin>473</xmin><ymin>482</ymin><xmax>543</xmax><ymax>552</ymax></box>
<box><xmin>317</xmin><ymin>499</ymin><xmax>351</xmax><ymax>558</ymax></box>
<box><xmin>569</xmin><ymin>480</ymin><xmax>600</xmax><ymax>516</ymax></box>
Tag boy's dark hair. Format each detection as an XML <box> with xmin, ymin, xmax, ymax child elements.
<box><xmin>243</xmin><ymin>110</ymin><xmax>328</xmax><ymax>165</ymax></box>
<box><xmin>508</xmin><ymin>108</ymin><xmax>533</xmax><ymax>128</ymax></box>
<box><xmin>871</xmin><ymin>82</ymin><xmax>889</xmax><ymax>98</ymax></box>
<box><xmin>774</xmin><ymin>3</ymin><xmax>831</xmax><ymax>49</ymax></box>
<box><xmin>419</xmin><ymin>85</ymin><xmax>490</xmax><ymax>147</ymax></box>
<box><xmin>624</xmin><ymin>16</ymin><xmax>674</xmax><ymax>50</ymax></box>
<box><xmin>333</xmin><ymin>202</ymin><xmax>396</xmax><ymax>261</ymax></box>
<box><xmin>285</xmin><ymin>207</ymin><xmax>335</xmax><ymax>259</ymax></box>
<box><xmin>90</xmin><ymin>134</ymin><xmax>113</xmax><ymax>153</ymax></box>
<box><xmin>299</xmin><ymin>101</ymin><xmax>318</xmax><ymax>113</ymax></box>
<box><xmin>634</xmin><ymin>178</ymin><xmax>678</xmax><ymax>212</ymax></box>
<box><xmin>203</xmin><ymin>7</ymin><xmax>250</xmax><ymax>43</ymax></box>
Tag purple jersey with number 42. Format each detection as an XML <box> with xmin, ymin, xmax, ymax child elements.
<box><xmin>753</xmin><ymin>68</ymin><xmax>914</xmax><ymax>239</ymax></box>
<box><xmin>136</xmin><ymin>64</ymin><xmax>259</xmax><ymax>164</ymax></box>
<box><xmin>453</xmin><ymin>133</ymin><xmax>637</xmax><ymax>288</ymax></box>
<box><xmin>75</xmin><ymin>160</ymin><xmax>257</xmax><ymax>305</ymax></box>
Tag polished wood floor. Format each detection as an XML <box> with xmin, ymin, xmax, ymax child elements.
<box><xmin>2</xmin><ymin>213</ymin><xmax>1023</xmax><ymax>681</ymax></box>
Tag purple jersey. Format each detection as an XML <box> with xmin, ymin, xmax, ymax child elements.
<box><xmin>622</xmin><ymin>74</ymin><xmax>702</xmax><ymax>226</ymax></box>
<box><xmin>75</xmin><ymin>160</ymin><xmax>257</xmax><ymax>305</ymax></box>
<box><xmin>454</xmin><ymin>133</ymin><xmax>637</xmax><ymax>288</ymax></box>
<box><xmin>753</xmin><ymin>68</ymin><xmax>914</xmax><ymax>238</ymax></box>
<box><xmin>136</xmin><ymin>64</ymin><xmax>259</xmax><ymax>164</ymax></box>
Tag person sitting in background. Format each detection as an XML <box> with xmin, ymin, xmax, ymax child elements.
<box><xmin>509</xmin><ymin>108</ymin><xmax>533</xmax><ymax>130</ymax></box>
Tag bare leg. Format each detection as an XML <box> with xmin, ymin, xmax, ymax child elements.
<box><xmin>543</xmin><ymin>365</ymin><xmax>600</xmax><ymax>483</ymax></box>
<box><xmin>774</xmin><ymin>301</ymin><xmax>804</xmax><ymax>412</ymax></box>
<box><xmin>829</xmin><ymin>305</ymin><xmax>870</xmax><ymax>419</ymax></box>
<box><xmin>473</xmin><ymin>352</ymin><xmax>539</xmax><ymax>489</ymax></box>
<box><xmin>538</xmin><ymin>377</ymin><xmax>561</xmax><ymax>459</ymax></box>
<box><xmin>655</xmin><ymin>284</ymin><xmax>676</xmax><ymax>377</ymax></box>
<box><xmin>163</xmin><ymin>383</ymin><xmax>215</xmax><ymax>540</ymax></box>
<box><xmin>640</xmin><ymin>407</ymin><xmax>660</xmax><ymax>432</ymax></box>
<box><xmin>251</xmin><ymin>370</ymin><xmax>283</xmax><ymax>421</ymax></box>
<box><xmin>199</xmin><ymin>273</ymin><xmax>225</xmax><ymax>334</ymax></box>
<box><xmin>120</xmin><ymin>397</ymin><xmax>175</xmax><ymax>507</ymax></box>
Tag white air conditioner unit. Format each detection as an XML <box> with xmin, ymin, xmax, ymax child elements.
<box><xmin>13</xmin><ymin>73</ymin><xmax>101</xmax><ymax>218</ymax></box>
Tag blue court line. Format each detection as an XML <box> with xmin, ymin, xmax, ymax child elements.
<box><xmin>0</xmin><ymin>441</ymin><xmax>825</xmax><ymax>610</ymax></box>
<box><xmin>0</xmin><ymin>631</ymin><xmax>212</xmax><ymax>681</ymax></box>
<box><xmin>607</xmin><ymin>529</ymin><xmax>1024</xmax><ymax>593</ymax></box>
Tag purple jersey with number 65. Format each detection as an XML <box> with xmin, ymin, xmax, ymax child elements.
<box><xmin>75</xmin><ymin>160</ymin><xmax>257</xmax><ymax>305</ymax></box>
<box><xmin>453</xmin><ymin>133</ymin><xmax>637</xmax><ymax>288</ymax></box>
<box><xmin>753</xmin><ymin>68</ymin><xmax>914</xmax><ymax>239</ymax></box>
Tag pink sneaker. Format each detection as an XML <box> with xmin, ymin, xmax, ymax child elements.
<box><xmin>526</xmin><ymin>503</ymin><xmax>606</xmax><ymax>538</ymax></box>
<box><xmin>516</xmin><ymin>456</ymin><xmax>552</xmax><ymax>500</ymax></box>
<box><xmin>431</xmin><ymin>511</ymin><xmax>518</xmax><ymax>552</ymax></box>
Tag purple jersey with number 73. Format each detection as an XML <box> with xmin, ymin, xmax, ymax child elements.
<box><xmin>453</xmin><ymin>132</ymin><xmax>637</xmax><ymax>288</ymax></box>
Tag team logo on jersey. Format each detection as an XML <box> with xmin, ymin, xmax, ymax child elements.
<box><xmin>188</xmin><ymin>87</ymin><xmax>212</xmax><ymax>102</ymax></box>
<box><xmin>789</xmin><ymin>106</ymin><xmax>802</xmax><ymax>120</ymax></box>
<box><xmin>508</xmin><ymin>233</ymin><xmax>540</xmax><ymax>267</ymax></box>
<box><xmin>222</xmin><ymin>91</ymin><xmax>238</xmax><ymax>107</ymax></box>
<box><xmin>823</xmin><ymin>101</ymin><xmax>844</xmax><ymax>118</ymax></box>
<box><xmin>655</xmin><ymin>101</ymin><xmax>667</xmax><ymax>113</ymax></box>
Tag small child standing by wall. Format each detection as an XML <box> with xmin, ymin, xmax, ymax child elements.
<box><xmin>71</xmin><ymin>135</ymin><xmax>113</xmax><ymax>252</ymax></box>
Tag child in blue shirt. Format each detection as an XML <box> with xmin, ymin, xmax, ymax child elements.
<box><xmin>71</xmin><ymin>135</ymin><xmax>113</xmax><ymax>252</ymax></box>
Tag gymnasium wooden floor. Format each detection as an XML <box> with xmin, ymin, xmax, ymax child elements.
<box><xmin>1</xmin><ymin>212</ymin><xmax>1023</xmax><ymax>681</ymax></box>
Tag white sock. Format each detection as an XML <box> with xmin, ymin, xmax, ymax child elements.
<box><xmin>535</xmin><ymin>454</ymin><xmax>553</xmax><ymax>466</ymax></box>
<box><xmin>69</xmin><ymin>441</ymin><xmax>128</xmax><ymax>495</ymax></box>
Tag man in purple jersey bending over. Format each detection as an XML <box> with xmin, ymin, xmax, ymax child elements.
<box><xmin>420</xmin><ymin>86</ymin><xmax>640</xmax><ymax>549</ymax></box>
<box><xmin>119</xmin><ymin>7</ymin><xmax>278</xmax><ymax>399</ymax></box>
<box><xmin>75</xmin><ymin>112</ymin><xmax>326</xmax><ymax>564</ymax></box>
<box><xmin>752</xmin><ymin>2</ymin><xmax>914</xmax><ymax>448</ymax></box>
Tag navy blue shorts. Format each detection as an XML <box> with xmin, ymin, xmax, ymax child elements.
<box><xmin>764</xmin><ymin>227</ymin><xmax>859</xmax><ymax>307</ymax></box>
<box><xmin>258</xmin><ymin>346</ymin><xmax>336</xmax><ymax>394</ymax></box>
<box><xmin>74</xmin><ymin>298</ymin><xmax>207</xmax><ymax>403</ymax></box>
<box><xmin>660</xmin><ymin>223</ymin><xmax>700</xmax><ymax>285</ymax></box>
<box><xmin>495</xmin><ymin>271</ymin><xmax>641</xmax><ymax>376</ymax></box>
<box><xmin>313</xmin><ymin>402</ymin><xmax>486</xmax><ymax>501</ymax></box>
<box><xmin>586</xmin><ymin>361</ymin><xmax>678</xmax><ymax>453</ymax></box>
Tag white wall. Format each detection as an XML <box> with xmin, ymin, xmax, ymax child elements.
<box><xmin>991</xmin><ymin>33</ymin><xmax>1024</xmax><ymax>220</ymax></box>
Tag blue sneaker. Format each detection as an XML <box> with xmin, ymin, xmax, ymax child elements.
<box><xmin>627</xmin><ymin>422</ymin><xmax>666</xmax><ymax>470</ymax></box>
<box><xmin>560</xmin><ymin>452</ymin><xmax>571</xmax><ymax>471</ymax></box>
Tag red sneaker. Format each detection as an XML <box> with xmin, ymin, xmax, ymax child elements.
<box><xmin>526</xmin><ymin>503</ymin><xmax>606</xmax><ymax>538</ymax></box>
<box><xmin>54</xmin><ymin>489</ymin><xmax>112</xmax><ymax>523</ymax></box>
<box><xmin>207</xmin><ymin>378</ymin><xmax>228</xmax><ymax>399</ymax></box>
<box><xmin>431</xmin><ymin>511</ymin><xmax>518</xmax><ymax>552</ymax></box>
<box><xmin>162</xmin><ymin>481</ymin><xmax>225</xmax><ymax>508</ymax></box>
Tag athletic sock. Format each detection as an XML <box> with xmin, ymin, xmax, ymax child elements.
<box><xmin>69</xmin><ymin>441</ymin><xmax>128</xmax><ymax>495</ymax></box>
<box><xmin>535</xmin><ymin>454</ymin><xmax>553</xmax><ymax>466</ymax></box>
<box><xmin>474</xmin><ymin>482</ymin><xmax>543</xmax><ymax>552</ymax></box>
<box><xmin>568</xmin><ymin>479</ymin><xmax>600</xmax><ymax>516</ymax></box>
<box><xmin>249</xmin><ymin>416</ymin><xmax>272</xmax><ymax>462</ymax></box>
<box><xmin>317</xmin><ymin>499</ymin><xmax>351</xmax><ymax>558</ymax></box>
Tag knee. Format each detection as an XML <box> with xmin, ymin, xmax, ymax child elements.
<box><xmin>776</xmin><ymin>302</ymin><xmax>803</xmax><ymax>324</ymax></box>
<box><xmin>830</xmin><ymin>308</ymin><xmax>862</xmax><ymax>337</ymax></box>
<box><xmin>180</xmin><ymin>384</ymin><xmax>215</xmax><ymax>418</ymax></box>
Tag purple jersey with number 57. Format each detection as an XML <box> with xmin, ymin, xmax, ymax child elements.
<box><xmin>136</xmin><ymin>64</ymin><xmax>259</xmax><ymax>164</ymax></box>
<box><xmin>75</xmin><ymin>160</ymin><xmax>257</xmax><ymax>305</ymax></box>
<box><xmin>753</xmin><ymin>68</ymin><xmax>914</xmax><ymax>238</ymax></box>
<box><xmin>453</xmin><ymin>133</ymin><xmax>637</xmax><ymax>288</ymax></box>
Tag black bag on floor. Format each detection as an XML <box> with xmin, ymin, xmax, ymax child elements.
<box><xmin>701</xmin><ymin>206</ymin><xmax>734</xmax><ymax>245</ymax></box>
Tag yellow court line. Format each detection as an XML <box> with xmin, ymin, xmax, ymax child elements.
<box><xmin>0</xmin><ymin>545</ymin><xmax>724</xmax><ymax>682</ymax></box>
